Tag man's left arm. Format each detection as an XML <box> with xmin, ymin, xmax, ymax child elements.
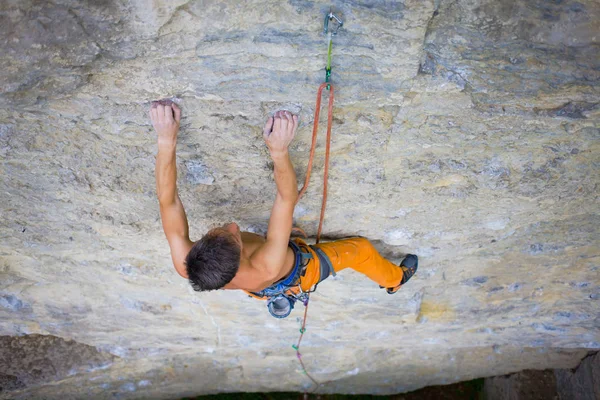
<box><xmin>257</xmin><ymin>111</ymin><xmax>299</xmax><ymax>278</ymax></box>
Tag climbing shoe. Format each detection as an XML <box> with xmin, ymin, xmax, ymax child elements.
<box><xmin>385</xmin><ymin>254</ymin><xmax>418</xmax><ymax>294</ymax></box>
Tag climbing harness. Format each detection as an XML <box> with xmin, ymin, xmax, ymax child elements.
<box><xmin>248</xmin><ymin>241</ymin><xmax>312</xmax><ymax>318</ymax></box>
<box><xmin>248</xmin><ymin>241</ymin><xmax>336</xmax><ymax>318</ymax></box>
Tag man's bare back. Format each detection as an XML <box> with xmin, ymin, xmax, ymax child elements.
<box><xmin>225</xmin><ymin>231</ymin><xmax>296</xmax><ymax>292</ymax></box>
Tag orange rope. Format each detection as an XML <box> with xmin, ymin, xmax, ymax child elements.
<box><xmin>293</xmin><ymin>82</ymin><xmax>335</xmax><ymax>394</ymax></box>
<box><xmin>297</xmin><ymin>82</ymin><xmax>334</xmax><ymax>244</ymax></box>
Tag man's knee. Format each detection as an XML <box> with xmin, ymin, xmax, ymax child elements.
<box><xmin>350</xmin><ymin>237</ymin><xmax>374</xmax><ymax>249</ymax></box>
<box><xmin>346</xmin><ymin>237</ymin><xmax>377</xmax><ymax>262</ymax></box>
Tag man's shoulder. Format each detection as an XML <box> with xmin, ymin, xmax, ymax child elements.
<box><xmin>241</xmin><ymin>231</ymin><xmax>267</xmax><ymax>243</ymax></box>
<box><xmin>251</xmin><ymin>244</ymin><xmax>295</xmax><ymax>283</ymax></box>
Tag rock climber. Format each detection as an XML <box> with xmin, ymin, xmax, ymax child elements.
<box><xmin>149</xmin><ymin>100</ymin><xmax>418</xmax><ymax>318</ymax></box>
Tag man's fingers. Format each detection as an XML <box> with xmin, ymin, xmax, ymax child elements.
<box><xmin>280</xmin><ymin>110</ymin><xmax>289</xmax><ymax>130</ymax></box>
<box><xmin>172</xmin><ymin>103</ymin><xmax>181</xmax><ymax>123</ymax></box>
<box><xmin>152</xmin><ymin>103</ymin><xmax>161</xmax><ymax>120</ymax></box>
<box><xmin>156</xmin><ymin>104</ymin><xmax>165</xmax><ymax>121</ymax></box>
<box><xmin>286</xmin><ymin>111</ymin><xmax>294</xmax><ymax>131</ymax></box>
<box><xmin>292</xmin><ymin>114</ymin><xmax>298</xmax><ymax>134</ymax></box>
<box><xmin>149</xmin><ymin>102</ymin><xmax>157</xmax><ymax>122</ymax></box>
<box><xmin>273</xmin><ymin>112</ymin><xmax>282</xmax><ymax>134</ymax></box>
<box><xmin>162</xmin><ymin>104</ymin><xmax>171</xmax><ymax>119</ymax></box>
<box><xmin>263</xmin><ymin>117</ymin><xmax>274</xmax><ymax>138</ymax></box>
<box><xmin>165</xmin><ymin>105</ymin><xmax>174</xmax><ymax>122</ymax></box>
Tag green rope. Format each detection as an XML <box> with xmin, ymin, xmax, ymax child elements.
<box><xmin>325</xmin><ymin>33</ymin><xmax>333</xmax><ymax>89</ymax></box>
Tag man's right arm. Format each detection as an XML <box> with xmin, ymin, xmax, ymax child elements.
<box><xmin>151</xmin><ymin>103</ymin><xmax>194</xmax><ymax>278</ymax></box>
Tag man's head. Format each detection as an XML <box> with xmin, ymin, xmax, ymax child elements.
<box><xmin>185</xmin><ymin>223</ymin><xmax>242</xmax><ymax>291</ymax></box>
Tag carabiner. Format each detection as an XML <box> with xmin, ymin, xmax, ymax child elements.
<box><xmin>323</xmin><ymin>10</ymin><xmax>343</xmax><ymax>35</ymax></box>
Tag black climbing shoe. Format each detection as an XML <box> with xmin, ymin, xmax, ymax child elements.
<box><xmin>400</xmin><ymin>254</ymin><xmax>418</xmax><ymax>284</ymax></box>
<box><xmin>386</xmin><ymin>254</ymin><xmax>418</xmax><ymax>294</ymax></box>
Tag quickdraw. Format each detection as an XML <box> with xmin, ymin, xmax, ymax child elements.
<box><xmin>246</xmin><ymin>8</ymin><xmax>343</xmax><ymax>392</ymax></box>
<box><xmin>293</xmin><ymin>8</ymin><xmax>343</xmax><ymax>393</ymax></box>
<box><xmin>323</xmin><ymin>9</ymin><xmax>343</xmax><ymax>88</ymax></box>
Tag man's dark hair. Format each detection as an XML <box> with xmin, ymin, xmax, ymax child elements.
<box><xmin>185</xmin><ymin>232</ymin><xmax>241</xmax><ymax>291</ymax></box>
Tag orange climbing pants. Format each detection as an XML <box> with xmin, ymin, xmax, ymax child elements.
<box><xmin>245</xmin><ymin>237</ymin><xmax>404</xmax><ymax>300</ymax></box>
<box><xmin>294</xmin><ymin>237</ymin><xmax>404</xmax><ymax>291</ymax></box>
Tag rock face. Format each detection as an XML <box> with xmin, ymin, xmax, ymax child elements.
<box><xmin>0</xmin><ymin>0</ymin><xmax>598</xmax><ymax>398</ymax></box>
<box><xmin>555</xmin><ymin>351</ymin><xmax>600</xmax><ymax>400</ymax></box>
<box><xmin>484</xmin><ymin>369</ymin><xmax>560</xmax><ymax>400</ymax></box>
<box><xmin>484</xmin><ymin>351</ymin><xmax>600</xmax><ymax>400</ymax></box>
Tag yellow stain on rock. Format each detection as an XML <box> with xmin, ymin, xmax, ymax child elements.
<box><xmin>418</xmin><ymin>301</ymin><xmax>456</xmax><ymax>323</ymax></box>
<box><xmin>429</xmin><ymin>174</ymin><xmax>469</xmax><ymax>187</ymax></box>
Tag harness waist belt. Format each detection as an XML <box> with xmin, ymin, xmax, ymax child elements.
<box><xmin>249</xmin><ymin>241</ymin><xmax>311</xmax><ymax>298</ymax></box>
<box><xmin>281</xmin><ymin>240</ymin><xmax>306</xmax><ymax>286</ymax></box>
<box><xmin>310</xmin><ymin>245</ymin><xmax>336</xmax><ymax>284</ymax></box>
<box><xmin>249</xmin><ymin>241</ymin><xmax>336</xmax><ymax>298</ymax></box>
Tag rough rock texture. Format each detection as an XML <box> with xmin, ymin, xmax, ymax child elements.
<box><xmin>555</xmin><ymin>351</ymin><xmax>600</xmax><ymax>400</ymax></box>
<box><xmin>0</xmin><ymin>0</ymin><xmax>599</xmax><ymax>398</ymax></box>
<box><xmin>0</xmin><ymin>335</ymin><xmax>115</xmax><ymax>392</ymax></box>
<box><xmin>484</xmin><ymin>369</ymin><xmax>559</xmax><ymax>400</ymax></box>
<box><xmin>483</xmin><ymin>352</ymin><xmax>600</xmax><ymax>400</ymax></box>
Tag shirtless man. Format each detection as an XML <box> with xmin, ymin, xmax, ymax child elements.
<box><xmin>150</xmin><ymin>101</ymin><xmax>417</xmax><ymax>318</ymax></box>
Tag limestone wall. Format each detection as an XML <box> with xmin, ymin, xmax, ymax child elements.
<box><xmin>1</xmin><ymin>0</ymin><xmax>598</xmax><ymax>398</ymax></box>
